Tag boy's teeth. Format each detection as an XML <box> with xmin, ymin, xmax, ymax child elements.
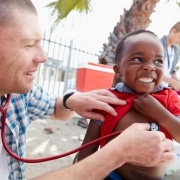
<box><xmin>138</xmin><ymin>77</ymin><xmax>153</xmax><ymax>83</ymax></box>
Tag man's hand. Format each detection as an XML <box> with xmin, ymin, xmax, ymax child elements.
<box><xmin>66</xmin><ymin>89</ymin><xmax>127</xmax><ymax>121</ymax></box>
<box><xmin>111</xmin><ymin>123</ymin><xmax>174</xmax><ymax>167</ymax></box>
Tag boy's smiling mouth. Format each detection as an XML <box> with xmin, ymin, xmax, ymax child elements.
<box><xmin>138</xmin><ymin>77</ymin><xmax>154</xmax><ymax>83</ymax></box>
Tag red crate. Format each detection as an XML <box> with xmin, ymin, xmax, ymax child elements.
<box><xmin>76</xmin><ymin>62</ymin><xmax>114</xmax><ymax>92</ymax></box>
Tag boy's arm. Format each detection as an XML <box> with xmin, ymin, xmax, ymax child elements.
<box><xmin>133</xmin><ymin>93</ymin><xmax>180</xmax><ymax>142</ymax></box>
<box><xmin>77</xmin><ymin>120</ymin><xmax>101</xmax><ymax>162</ymax></box>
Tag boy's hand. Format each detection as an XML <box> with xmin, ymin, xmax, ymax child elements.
<box><xmin>133</xmin><ymin>94</ymin><xmax>165</xmax><ymax>120</ymax></box>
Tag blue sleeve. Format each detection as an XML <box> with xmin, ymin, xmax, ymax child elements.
<box><xmin>94</xmin><ymin>120</ymin><xmax>103</xmax><ymax>127</ymax></box>
<box><xmin>27</xmin><ymin>83</ymin><xmax>57</xmax><ymax>120</ymax></box>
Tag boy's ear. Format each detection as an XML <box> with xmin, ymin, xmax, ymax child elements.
<box><xmin>113</xmin><ymin>65</ymin><xmax>121</xmax><ymax>78</ymax></box>
<box><xmin>112</xmin><ymin>65</ymin><xmax>122</xmax><ymax>87</ymax></box>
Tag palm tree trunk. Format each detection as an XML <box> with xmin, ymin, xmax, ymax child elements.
<box><xmin>98</xmin><ymin>0</ymin><xmax>160</xmax><ymax>66</ymax></box>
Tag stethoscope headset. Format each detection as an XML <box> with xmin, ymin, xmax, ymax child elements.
<box><xmin>1</xmin><ymin>94</ymin><xmax>122</xmax><ymax>163</ymax></box>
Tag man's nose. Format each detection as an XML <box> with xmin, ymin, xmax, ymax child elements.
<box><xmin>34</xmin><ymin>48</ymin><xmax>47</xmax><ymax>64</ymax></box>
<box><xmin>40</xmin><ymin>50</ymin><xmax>48</xmax><ymax>63</ymax></box>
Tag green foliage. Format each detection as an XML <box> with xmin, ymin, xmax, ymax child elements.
<box><xmin>166</xmin><ymin>0</ymin><xmax>180</xmax><ymax>6</ymax></box>
<box><xmin>46</xmin><ymin>0</ymin><xmax>91</xmax><ymax>27</ymax></box>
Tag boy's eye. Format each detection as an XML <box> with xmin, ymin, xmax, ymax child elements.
<box><xmin>133</xmin><ymin>57</ymin><xmax>141</xmax><ymax>62</ymax></box>
<box><xmin>154</xmin><ymin>59</ymin><xmax>164</xmax><ymax>65</ymax></box>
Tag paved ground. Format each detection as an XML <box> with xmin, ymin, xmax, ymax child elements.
<box><xmin>25</xmin><ymin>117</ymin><xmax>86</xmax><ymax>179</ymax></box>
<box><xmin>25</xmin><ymin>117</ymin><xmax>180</xmax><ymax>180</ymax></box>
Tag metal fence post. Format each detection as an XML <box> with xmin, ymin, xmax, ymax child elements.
<box><xmin>63</xmin><ymin>39</ymin><xmax>73</xmax><ymax>94</ymax></box>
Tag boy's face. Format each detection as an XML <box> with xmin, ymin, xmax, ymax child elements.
<box><xmin>118</xmin><ymin>33</ymin><xmax>164</xmax><ymax>94</ymax></box>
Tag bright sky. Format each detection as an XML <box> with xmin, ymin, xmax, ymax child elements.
<box><xmin>32</xmin><ymin>0</ymin><xmax>180</xmax><ymax>51</ymax></box>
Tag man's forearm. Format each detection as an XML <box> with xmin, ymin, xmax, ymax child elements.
<box><xmin>32</xmin><ymin>145</ymin><xmax>124</xmax><ymax>180</ymax></box>
<box><xmin>163</xmin><ymin>75</ymin><xmax>172</xmax><ymax>84</ymax></box>
<box><xmin>172</xmin><ymin>72</ymin><xmax>180</xmax><ymax>81</ymax></box>
<box><xmin>32</xmin><ymin>123</ymin><xmax>175</xmax><ymax>180</ymax></box>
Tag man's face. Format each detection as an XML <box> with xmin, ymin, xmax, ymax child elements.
<box><xmin>170</xmin><ymin>30</ymin><xmax>180</xmax><ymax>45</ymax></box>
<box><xmin>118</xmin><ymin>33</ymin><xmax>164</xmax><ymax>94</ymax></box>
<box><xmin>0</xmin><ymin>9</ymin><xmax>47</xmax><ymax>95</ymax></box>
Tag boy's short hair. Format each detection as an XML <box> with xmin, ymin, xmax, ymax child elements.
<box><xmin>115</xmin><ymin>29</ymin><xmax>157</xmax><ymax>64</ymax></box>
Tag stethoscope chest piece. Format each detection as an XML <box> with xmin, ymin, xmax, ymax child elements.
<box><xmin>149</xmin><ymin>122</ymin><xmax>159</xmax><ymax>131</ymax></box>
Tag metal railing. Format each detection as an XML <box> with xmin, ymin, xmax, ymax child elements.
<box><xmin>35</xmin><ymin>32</ymin><xmax>100</xmax><ymax>95</ymax></box>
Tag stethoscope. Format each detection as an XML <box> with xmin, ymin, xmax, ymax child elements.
<box><xmin>0</xmin><ymin>94</ymin><xmax>121</xmax><ymax>163</ymax></box>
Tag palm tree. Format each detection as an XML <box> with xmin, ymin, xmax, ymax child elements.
<box><xmin>47</xmin><ymin>0</ymin><xmax>161</xmax><ymax>63</ymax></box>
<box><xmin>98</xmin><ymin>0</ymin><xmax>160</xmax><ymax>65</ymax></box>
<box><xmin>46</xmin><ymin>0</ymin><xmax>180</xmax><ymax>67</ymax></box>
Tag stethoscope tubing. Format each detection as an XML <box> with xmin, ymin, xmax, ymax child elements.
<box><xmin>1</xmin><ymin>94</ymin><xmax>121</xmax><ymax>163</ymax></box>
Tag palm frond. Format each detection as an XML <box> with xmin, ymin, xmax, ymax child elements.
<box><xmin>46</xmin><ymin>0</ymin><xmax>91</xmax><ymax>22</ymax></box>
<box><xmin>166</xmin><ymin>0</ymin><xmax>180</xmax><ymax>6</ymax></box>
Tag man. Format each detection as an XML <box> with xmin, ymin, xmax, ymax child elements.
<box><xmin>161</xmin><ymin>22</ymin><xmax>180</xmax><ymax>91</ymax></box>
<box><xmin>0</xmin><ymin>1</ymin><xmax>174</xmax><ymax>180</ymax></box>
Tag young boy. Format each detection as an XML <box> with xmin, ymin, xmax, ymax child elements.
<box><xmin>76</xmin><ymin>30</ymin><xmax>180</xmax><ymax>180</ymax></box>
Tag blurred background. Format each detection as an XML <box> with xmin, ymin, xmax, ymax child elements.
<box><xmin>31</xmin><ymin>0</ymin><xmax>180</xmax><ymax>95</ymax></box>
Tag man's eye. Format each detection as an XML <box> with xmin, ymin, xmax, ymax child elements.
<box><xmin>26</xmin><ymin>45</ymin><xmax>34</xmax><ymax>48</ymax></box>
